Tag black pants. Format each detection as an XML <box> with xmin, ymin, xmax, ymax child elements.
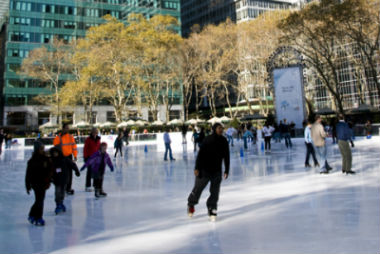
<box><xmin>85</xmin><ymin>163</ymin><xmax>93</xmax><ymax>188</ymax></box>
<box><xmin>188</xmin><ymin>173</ymin><xmax>222</xmax><ymax>210</ymax></box>
<box><xmin>94</xmin><ymin>177</ymin><xmax>104</xmax><ymax>190</ymax></box>
<box><xmin>264</xmin><ymin>137</ymin><xmax>271</xmax><ymax>150</ymax></box>
<box><xmin>65</xmin><ymin>155</ymin><xmax>73</xmax><ymax>192</ymax></box>
<box><xmin>305</xmin><ymin>142</ymin><xmax>318</xmax><ymax>165</ymax></box>
<box><xmin>54</xmin><ymin>184</ymin><xmax>66</xmax><ymax>204</ymax></box>
<box><xmin>29</xmin><ymin>187</ymin><xmax>46</xmax><ymax>219</ymax></box>
<box><xmin>115</xmin><ymin>147</ymin><xmax>122</xmax><ymax>157</ymax></box>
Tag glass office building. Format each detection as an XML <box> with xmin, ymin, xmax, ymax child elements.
<box><xmin>3</xmin><ymin>0</ymin><xmax>181</xmax><ymax>129</ymax></box>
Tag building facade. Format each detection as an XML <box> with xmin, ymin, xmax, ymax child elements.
<box><xmin>3</xmin><ymin>0</ymin><xmax>181</xmax><ymax>130</ymax></box>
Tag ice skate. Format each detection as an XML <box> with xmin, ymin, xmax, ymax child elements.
<box><xmin>34</xmin><ymin>218</ymin><xmax>45</xmax><ymax>226</ymax></box>
<box><xmin>55</xmin><ymin>204</ymin><xmax>64</xmax><ymax>215</ymax></box>
<box><xmin>187</xmin><ymin>205</ymin><xmax>195</xmax><ymax>218</ymax></box>
<box><xmin>99</xmin><ymin>190</ymin><xmax>107</xmax><ymax>197</ymax></box>
<box><xmin>66</xmin><ymin>189</ymin><xmax>75</xmax><ymax>195</ymax></box>
<box><xmin>28</xmin><ymin>216</ymin><xmax>35</xmax><ymax>225</ymax></box>
<box><xmin>95</xmin><ymin>189</ymin><xmax>101</xmax><ymax>198</ymax></box>
<box><xmin>208</xmin><ymin>208</ymin><xmax>217</xmax><ymax>222</ymax></box>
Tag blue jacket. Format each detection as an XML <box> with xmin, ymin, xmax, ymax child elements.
<box><xmin>336</xmin><ymin>121</ymin><xmax>352</xmax><ymax>141</ymax></box>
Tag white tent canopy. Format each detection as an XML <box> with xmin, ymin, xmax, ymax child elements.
<box><xmin>39</xmin><ymin>121</ymin><xmax>58</xmax><ymax>129</ymax></box>
<box><xmin>72</xmin><ymin>121</ymin><xmax>90</xmax><ymax>128</ymax></box>
<box><xmin>220</xmin><ymin>116</ymin><xmax>231</xmax><ymax>122</ymax></box>
<box><xmin>185</xmin><ymin>119</ymin><xmax>198</xmax><ymax>125</ymax></box>
<box><xmin>168</xmin><ymin>119</ymin><xmax>183</xmax><ymax>125</ymax></box>
<box><xmin>117</xmin><ymin>121</ymin><xmax>130</xmax><ymax>128</ymax></box>
<box><xmin>101</xmin><ymin>121</ymin><xmax>116</xmax><ymax>128</ymax></box>
<box><xmin>135</xmin><ymin>120</ymin><xmax>147</xmax><ymax>126</ymax></box>
<box><xmin>207</xmin><ymin>117</ymin><xmax>221</xmax><ymax>124</ymax></box>
<box><xmin>152</xmin><ymin>120</ymin><xmax>164</xmax><ymax>126</ymax></box>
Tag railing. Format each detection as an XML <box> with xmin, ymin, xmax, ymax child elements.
<box><xmin>24</xmin><ymin>133</ymin><xmax>157</xmax><ymax>147</ymax></box>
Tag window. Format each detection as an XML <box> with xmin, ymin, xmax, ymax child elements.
<box><xmin>38</xmin><ymin>112</ymin><xmax>50</xmax><ymax>125</ymax></box>
<box><xmin>106</xmin><ymin>111</ymin><xmax>116</xmax><ymax>122</ymax></box>
<box><xmin>6</xmin><ymin>97</ymin><xmax>26</xmax><ymax>106</ymax></box>
<box><xmin>7</xmin><ymin>112</ymin><xmax>26</xmax><ymax>125</ymax></box>
<box><xmin>169</xmin><ymin>110</ymin><xmax>181</xmax><ymax>121</ymax></box>
<box><xmin>62</xmin><ymin>112</ymin><xmax>74</xmax><ymax>125</ymax></box>
<box><xmin>8</xmin><ymin>64</ymin><xmax>21</xmax><ymax>72</ymax></box>
<box><xmin>7</xmin><ymin>79</ymin><xmax>26</xmax><ymax>88</ymax></box>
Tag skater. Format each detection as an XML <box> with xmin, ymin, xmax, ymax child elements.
<box><xmin>243</xmin><ymin>128</ymin><xmax>254</xmax><ymax>150</ymax></box>
<box><xmin>197</xmin><ymin>127</ymin><xmax>206</xmax><ymax>148</ymax></box>
<box><xmin>163</xmin><ymin>129</ymin><xmax>175</xmax><ymax>161</ymax></box>
<box><xmin>25</xmin><ymin>141</ymin><xmax>53</xmax><ymax>226</ymax></box>
<box><xmin>81</xmin><ymin>142</ymin><xmax>114</xmax><ymax>198</ymax></box>
<box><xmin>0</xmin><ymin>129</ymin><xmax>4</xmax><ymax>154</ymax></box>
<box><xmin>83</xmin><ymin>128</ymin><xmax>101</xmax><ymax>192</ymax></box>
<box><xmin>5</xmin><ymin>132</ymin><xmax>12</xmax><ymax>149</ymax></box>
<box><xmin>53</xmin><ymin>123</ymin><xmax>78</xmax><ymax>195</ymax></box>
<box><xmin>225</xmin><ymin>126</ymin><xmax>237</xmax><ymax>147</ymax></box>
<box><xmin>191</xmin><ymin>129</ymin><xmax>199</xmax><ymax>152</ymax></box>
<box><xmin>280</xmin><ymin>119</ymin><xmax>292</xmax><ymax>148</ymax></box>
<box><xmin>304</xmin><ymin>120</ymin><xmax>319</xmax><ymax>168</ymax></box>
<box><xmin>336</xmin><ymin>115</ymin><xmax>355</xmax><ymax>174</ymax></box>
<box><xmin>50</xmin><ymin>147</ymin><xmax>80</xmax><ymax>214</ymax></box>
<box><xmin>114</xmin><ymin>133</ymin><xmax>123</xmax><ymax>158</ymax></box>
<box><xmin>181</xmin><ymin>125</ymin><xmax>188</xmax><ymax>144</ymax></box>
<box><xmin>311</xmin><ymin>115</ymin><xmax>332</xmax><ymax>174</ymax></box>
<box><xmin>187</xmin><ymin>123</ymin><xmax>229</xmax><ymax>221</ymax></box>
<box><xmin>262</xmin><ymin>122</ymin><xmax>275</xmax><ymax>152</ymax></box>
<box><xmin>365</xmin><ymin>120</ymin><xmax>372</xmax><ymax>138</ymax></box>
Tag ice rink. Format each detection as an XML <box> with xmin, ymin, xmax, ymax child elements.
<box><xmin>0</xmin><ymin>137</ymin><xmax>379</xmax><ymax>254</ymax></box>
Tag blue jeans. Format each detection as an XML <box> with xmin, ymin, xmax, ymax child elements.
<box><xmin>226</xmin><ymin>135</ymin><xmax>234</xmax><ymax>146</ymax></box>
<box><xmin>282</xmin><ymin>133</ymin><xmax>292</xmax><ymax>148</ymax></box>
<box><xmin>314</xmin><ymin>145</ymin><xmax>327</xmax><ymax>172</ymax></box>
<box><xmin>164</xmin><ymin>143</ymin><xmax>173</xmax><ymax>160</ymax></box>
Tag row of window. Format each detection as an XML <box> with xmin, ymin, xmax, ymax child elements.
<box><xmin>10</xmin><ymin>17</ymin><xmax>101</xmax><ymax>30</ymax></box>
<box><xmin>11</xmin><ymin>1</ymin><xmax>121</xmax><ymax>18</ymax></box>
<box><xmin>9</xmin><ymin>32</ymin><xmax>77</xmax><ymax>43</ymax></box>
<box><xmin>237</xmin><ymin>0</ymin><xmax>292</xmax><ymax>10</ymax></box>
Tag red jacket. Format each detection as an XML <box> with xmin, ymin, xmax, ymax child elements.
<box><xmin>83</xmin><ymin>136</ymin><xmax>101</xmax><ymax>159</ymax></box>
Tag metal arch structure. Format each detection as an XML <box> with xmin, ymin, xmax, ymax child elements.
<box><xmin>266</xmin><ymin>46</ymin><xmax>305</xmax><ymax>89</ymax></box>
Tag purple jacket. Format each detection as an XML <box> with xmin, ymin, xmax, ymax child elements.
<box><xmin>80</xmin><ymin>151</ymin><xmax>114</xmax><ymax>173</ymax></box>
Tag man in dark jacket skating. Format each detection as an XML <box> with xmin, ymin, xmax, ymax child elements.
<box><xmin>187</xmin><ymin>123</ymin><xmax>230</xmax><ymax>221</ymax></box>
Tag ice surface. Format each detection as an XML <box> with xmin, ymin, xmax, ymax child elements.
<box><xmin>0</xmin><ymin>137</ymin><xmax>379</xmax><ymax>254</ymax></box>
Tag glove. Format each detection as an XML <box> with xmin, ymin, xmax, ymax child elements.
<box><xmin>26</xmin><ymin>189</ymin><xmax>30</xmax><ymax>195</ymax></box>
<box><xmin>80</xmin><ymin>166</ymin><xmax>85</xmax><ymax>172</ymax></box>
<box><xmin>75</xmin><ymin>171</ymin><xmax>80</xmax><ymax>177</ymax></box>
<box><xmin>110</xmin><ymin>167</ymin><xmax>114</xmax><ymax>172</ymax></box>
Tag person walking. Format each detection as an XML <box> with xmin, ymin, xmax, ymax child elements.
<box><xmin>304</xmin><ymin>120</ymin><xmax>319</xmax><ymax>168</ymax></box>
<box><xmin>163</xmin><ymin>129</ymin><xmax>175</xmax><ymax>161</ymax></box>
<box><xmin>225</xmin><ymin>126</ymin><xmax>237</xmax><ymax>147</ymax></box>
<box><xmin>191</xmin><ymin>129</ymin><xmax>199</xmax><ymax>152</ymax></box>
<box><xmin>83</xmin><ymin>128</ymin><xmax>101</xmax><ymax>192</ymax></box>
<box><xmin>365</xmin><ymin>120</ymin><xmax>372</xmax><ymax>138</ymax></box>
<box><xmin>181</xmin><ymin>125</ymin><xmax>188</xmax><ymax>144</ymax></box>
<box><xmin>187</xmin><ymin>123</ymin><xmax>229</xmax><ymax>221</ymax></box>
<box><xmin>0</xmin><ymin>129</ymin><xmax>4</xmax><ymax>154</ymax></box>
<box><xmin>262</xmin><ymin>122</ymin><xmax>275</xmax><ymax>152</ymax></box>
<box><xmin>336</xmin><ymin>115</ymin><xmax>355</xmax><ymax>174</ymax></box>
<box><xmin>280</xmin><ymin>119</ymin><xmax>292</xmax><ymax>148</ymax></box>
<box><xmin>53</xmin><ymin>123</ymin><xmax>78</xmax><ymax>195</ymax></box>
<box><xmin>5</xmin><ymin>133</ymin><xmax>12</xmax><ymax>149</ymax></box>
<box><xmin>25</xmin><ymin>141</ymin><xmax>53</xmax><ymax>226</ymax></box>
<box><xmin>243</xmin><ymin>128</ymin><xmax>254</xmax><ymax>150</ymax></box>
<box><xmin>114</xmin><ymin>133</ymin><xmax>124</xmax><ymax>158</ymax></box>
<box><xmin>81</xmin><ymin>143</ymin><xmax>114</xmax><ymax>198</ymax></box>
<box><xmin>50</xmin><ymin>147</ymin><xmax>80</xmax><ymax>214</ymax></box>
<box><xmin>311</xmin><ymin>115</ymin><xmax>332</xmax><ymax>174</ymax></box>
<box><xmin>197</xmin><ymin>127</ymin><xmax>206</xmax><ymax>148</ymax></box>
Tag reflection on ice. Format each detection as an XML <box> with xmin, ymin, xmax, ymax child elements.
<box><xmin>0</xmin><ymin>137</ymin><xmax>379</xmax><ymax>254</ymax></box>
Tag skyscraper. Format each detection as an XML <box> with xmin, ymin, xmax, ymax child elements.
<box><xmin>3</xmin><ymin>0</ymin><xmax>181</xmax><ymax>129</ymax></box>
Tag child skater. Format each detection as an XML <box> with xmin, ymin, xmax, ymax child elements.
<box><xmin>25</xmin><ymin>141</ymin><xmax>53</xmax><ymax>226</ymax></box>
<box><xmin>114</xmin><ymin>133</ymin><xmax>123</xmax><ymax>158</ymax></box>
<box><xmin>81</xmin><ymin>142</ymin><xmax>114</xmax><ymax>198</ymax></box>
<box><xmin>50</xmin><ymin>147</ymin><xmax>80</xmax><ymax>214</ymax></box>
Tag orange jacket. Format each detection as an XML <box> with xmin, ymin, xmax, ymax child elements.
<box><xmin>53</xmin><ymin>133</ymin><xmax>78</xmax><ymax>158</ymax></box>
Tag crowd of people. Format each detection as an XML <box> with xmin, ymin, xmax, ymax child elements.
<box><xmin>21</xmin><ymin>114</ymin><xmax>372</xmax><ymax>226</ymax></box>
